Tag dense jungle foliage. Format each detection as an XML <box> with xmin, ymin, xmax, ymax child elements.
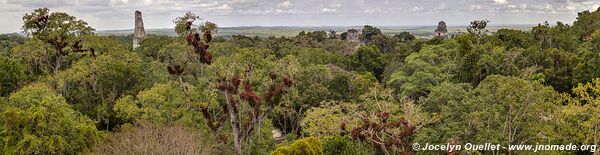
<box><xmin>0</xmin><ymin>7</ymin><xmax>599</xmax><ymax>155</ymax></box>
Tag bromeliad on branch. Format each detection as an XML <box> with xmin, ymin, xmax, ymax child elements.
<box><xmin>167</xmin><ymin>12</ymin><xmax>218</xmax><ymax>95</ymax></box>
<box><xmin>205</xmin><ymin>65</ymin><xmax>293</xmax><ymax>155</ymax></box>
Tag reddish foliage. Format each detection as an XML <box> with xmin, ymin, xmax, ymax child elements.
<box><xmin>204</xmin><ymin>31</ymin><xmax>212</xmax><ymax>43</ymax></box>
<box><xmin>186</xmin><ymin>34</ymin><xmax>195</xmax><ymax>46</ymax></box>
<box><xmin>184</xmin><ymin>31</ymin><xmax>213</xmax><ymax>65</ymax></box>
<box><xmin>197</xmin><ymin>42</ymin><xmax>207</xmax><ymax>54</ymax></box>
<box><xmin>376</xmin><ymin>112</ymin><xmax>389</xmax><ymax>123</ymax></box>
<box><xmin>230</xmin><ymin>76</ymin><xmax>240</xmax><ymax>93</ymax></box>
<box><xmin>194</xmin><ymin>32</ymin><xmax>201</xmax><ymax>41</ymax></box>
<box><xmin>283</xmin><ymin>77</ymin><xmax>293</xmax><ymax>87</ymax></box>
<box><xmin>200</xmin><ymin>52</ymin><xmax>212</xmax><ymax>64</ymax></box>
<box><xmin>344</xmin><ymin>112</ymin><xmax>416</xmax><ymax>154</ymax></box>
<box><xmin>201</xmin><ymin>69</ymin><xmax>295</xmax><ymax>150</ymax></box>
<box><xmin>240</xmin><ymin>82</ymin><xmax>261</xmax><ymax>107</ymax></box>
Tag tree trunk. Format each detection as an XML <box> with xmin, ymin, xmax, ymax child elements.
<box><xmin>178</xmin><ymin>75</ymin><xmax>189</xmax><ymax>96</ymax></box>
<box><xmin>55</xmin><ymin>47</ymin><xmax>62</xmax><ymax>73</ymax></box>
<box><xmin>506</xmin><ymin>105</ymin><xmax>512</xmax><ymax>155</ymax></box>
<box><xmin>53</xmin><ymin>47</ymin><xmax>62</xmax><ymax>89</ymax></box>
<box><xmin>224</xmin><ymin>91</ymin><xmax>242</xmax><ymax>155</ymax></box>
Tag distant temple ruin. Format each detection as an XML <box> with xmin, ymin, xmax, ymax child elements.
<box><xmin>434</xmin><ymin>21</ymin><xmax>448</xmax><ymax>38</ymax></box>
<box><xmin>343</xmin><ymin>29</ymin><xmax>361</xmax><ymax>55</ymax></box>
<box><xmin>133</xmin><ymin>10</ymin><xmax>146</xmax><ymax>49</ymax></box>
<box><xmin>346</xmin><ymin>29</ymin><xmax>359</xmax><ymax>42</ymax></box>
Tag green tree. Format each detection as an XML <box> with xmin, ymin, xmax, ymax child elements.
<box><xmin>361</xmin><ymin>25</ymin><xmax>382</xmax><ymax>44</ymax></box>
<box><xmin>0</xmin><ymin>56</ymin><xmax>27</xmax><ymax>96</ymax></box>
<box><xmin>347</xmin><ymin>45</ymin><xmax>385</xmax><ymax>81</ymax></box>
<box><xmin>0</xmin><ymin>33</ymin><xmax>27</xmax><ymax>56</ymax></box>
<box><xmin>302</xmin><ymin>31</ymin><xmax>328</xmax><ymax>42</ymax></box>
<box><xmin>301</xmin><ymin>101</ymin><xmax>358</xmax><ymax>137</ymax></box>
<box><xmin>271</xmin><ymin>137</ymin><xmax>323</xmax><ymax>155</ymax></box>
<box><xmin>114</xmin><ymin>82</ymin><xmax>208</xmax><ymax>128</ymax></box>
<box><xmin>491</xmin><ymin>29</ymin><xmax>532</xmax><ymax>49</ymax></box>
<box><xmin>387</xmin><ymin>45</ymin><xmax>457</xmax><ymax>99</ymax></box>
<box><xmin>10</xmin><ymin>39</ymin><xmax>53</xmax><ymax>76</ymax></box>
<box><xmin>232</xmin><ymin>35</ymin><xmax>260</xmax><ymax>48</ymax></box>
<box><xmin>193</xmin><ymin>46</ymin><xmax>297</xmax><ymax>154</ymax></box>
<box><xmin>0</xmin><ymin>83</ymin><xmax>104</xmax><ymax>154</ymax></box>
<box><xmin>134</xmin><ymin>35</ymin><xmax>174</xmax><ymax>59</ymax></box>
<box><xmin>22</xmin><ymin>8</ymin><xmax>95</xmax><ymax>73</ymax></box>
<box><xmin>475</xmin><ymin>46</ymin><xmax>521</xmax><ymax>79</ymax></box>
<box><xmin>572</xmin><ymin>32</ymin><xmax>600</xmax><ymax>85</ymax></box>
<box><xmin>557</xmin><ymin>78</ymin><xmax>600</xmax><ymax>149</ymax></box>
<box><xmin>59</xmin><ymin>51</ymin><xmax>168</xmax><ymax>130</ymax></box>
<box><xmin>417</xmin><ymin>76</ymin><xmax>559</xmax><ymax>154</ymax></box>
<box><xmin>532</xmin><ymin>21</ymin><xmax>554</xmax><ymax>50</ymax></box>
<box><xmin>466</xmin><ymin>19</ymin><xmax>490</xmax><ymax>44</ymax></box>
<box><xmin>346</xmin><ymin>87</ymin><xmax>429</xmax><ymax>155</ymax></box>
<box><xmin>417</xmin><ymin>82</ymin><xmax>472</xmax><ymax>113</ymax></box>
<box><xmin>322</xmin><ymin>136</ymin><xmax>370</xmax><ymax>155</ymax></box>
<box><xmin>572</xmin><ymin>7</ymin><xmax>600</xmax><ymax>41</ymax></box>
<box><xmin>453</xmin><ymin>33</ymin><xmax>482</xmax><ymax>84</ymax></box>
<box><xmin>470</xmin><ymin>76</ymin><xmax>559</xmax><ymax>150</ymax></box>
<box><xmin>271</xmin><ymin>64</ymin><xmax>336</xmax><ymax>135</ymax></box>
<box><xmin>540</xmin><ymin>48</ymin><xmax>574</xmax><ymax>92</ymax></box>
<box><xmin>394</xmin><ymin>32</ymin><xmax>416</xmax><ymax>42</ymax></box>
<box><xmin>545</xmin><ymin>21</ymin><xmax>578</xmax><ymax>51</ymax></box>
<box><xmin>369</xmin><ymin>34</ymin><xmax>399</xmax><ymax>53</ymax></box>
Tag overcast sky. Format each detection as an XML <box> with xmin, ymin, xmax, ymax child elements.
<box><xmin>1</xmin><ymin>0</ymin><xmax>599</xmax><ymax>33</ymax></box>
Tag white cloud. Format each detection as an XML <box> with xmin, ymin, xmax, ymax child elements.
<box><xmin>142</xmin><ymin>0</ymin><xmax>153</xmax><ymax>5</ymax></box>
<box><xmin>436</xmin><ymin>3</ymin><xmax>446</xmax><ymax>10</ymax></box>
<box><xmin>493</xmin><ymin>0</ymin><xmax>508</xmax><ymax>5</ymax></box>
<box><xmin>1</xmin><ymin>0</ymin><xmax>599</xmax><ymax>33</ymax></box>
<box><xmin>544</xmin><ymin>3</ymin><xmax>553</xmax><ymax>10</ymax></box>
<box><xmin>110</xmin><ymin>0</ymin><xmax>128</xmax><ymax>5</ymax></box>
<box><xmin>470</xmin><ymin>4</ymin><xmax>482</xmax><ymax>10</ymax></box>
<box><xmin>198</xmin><ymin>2</ymin><xmax>220</xmax><ymax>8</ymax></box>
<box><xmin>519</xmin><ymin>3</ymin><xmax>527</xmax><ymax>9</ymax></box>
<box><xmin>212</xmin><ymin>4</ymin><xmax>232</xmax><ymax>10</ymax></box>
<box><xmin>274</xmin><ymin>0</ymin><xmax>298</xmax><ymax>14</ymax></box>
<box><xmin>277</xmin><ymin>1</ymin><xmax>292</xmax><ymax>9</ymax></box>
<box><xmin>328</xmin><ymin>3</ymin><xmax>341</xmax><ymax>8</ymax></box>
<box><xmin>321</xmin><ymin>7</ymin><xmax>336</xmax><ymax>13</ymax></box>
<box><xmin>410</xmin><ymin>6</ymin><xmax>423</xmax><ymax>11</ymax></box>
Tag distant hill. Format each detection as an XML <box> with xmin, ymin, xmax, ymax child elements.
<box><xmin>97</xmin><ymin>25</ymin><xmax>534</xmax><ymax>38</ymax></box>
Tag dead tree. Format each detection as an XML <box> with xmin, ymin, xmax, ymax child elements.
<box><xmin>203</xmin><ymin>65</ymin><xmax>293</xmax><ymax>155</ymax></box>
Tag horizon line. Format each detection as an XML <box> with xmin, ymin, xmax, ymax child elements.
<box><xmin>94</xmin><ymin>23</ymin><xmax>536</xmax><ymax>31</ymax></box>
<box><xmin>1</xmin><ymin>24</ymin><xmax>540</xmax><ymax>34</ymax></box>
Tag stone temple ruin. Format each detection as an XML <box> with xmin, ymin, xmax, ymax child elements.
<box><xmin>133</xmin><ymin>10</ymin><xmax>146</xmax><ymax>49</ymax></box>
<box><xmin>346</xmin><ymin>29</ymin><xmax>360</xmax><ymax>43</ymax></box>
<box><xmin>434</xmin><ymin>21</ymin><xmax>448</xmax><ymax>38</ymax></box>
<box><xmin>343</xmin><ymin>29</ymin><xmax>361</xmax><ymax>55</ymax></box>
